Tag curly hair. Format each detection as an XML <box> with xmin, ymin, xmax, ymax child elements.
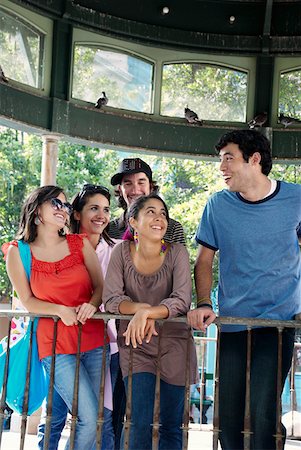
<box><xmin>215</xmin><ymin>129</ymin><xmax>272</xmax><ymax>176</ymax></box>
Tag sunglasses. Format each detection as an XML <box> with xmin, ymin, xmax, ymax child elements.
<box><xmin>49</xmin><ymin>198</ymin><xmax>73</xmax><ymax>216</ymax></box>
<box><xmin>78</xmin><ymin>184</ymin><xmax>110</xmax><ymax>200</ymax></box>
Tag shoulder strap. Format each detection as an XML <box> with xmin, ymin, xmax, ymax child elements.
<box><xmin>18</xmin><ymin>240</ymin><xmax>31</xmax><ymax>281</ymax></box>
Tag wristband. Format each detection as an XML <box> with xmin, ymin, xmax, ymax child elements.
<box><xmin>197</xmin><ymin>297</ymin><xmax>212</xmax><ymax>308</ymax></box>
<box><xmin>196</xmin><ymin>303</ymin><xmax>213</xmax><ymax>310</ymax></box>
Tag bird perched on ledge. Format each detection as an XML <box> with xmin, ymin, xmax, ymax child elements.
<box><xmin>278</xmin><ymin>113</ymin><xmax>301</xmax><ymax>128</ymax></box>
<box><xmin>248</xmin><ymin>112</ymin><xmax>267</xmax><ymax>129</ymax></box>
<box><xmin>95</xmin><ymin>92</ymin><xmax>108</xmax><ymax>109</ymax></box>
<box><xmin>0</xmin><ymin>65</ymin><xmax>8</xmax><ymax>83</ymax></box>
<box><xmin>184</xmin><ymin>106</ymin><xmax>203</xmax><ymax>125</ymax></box>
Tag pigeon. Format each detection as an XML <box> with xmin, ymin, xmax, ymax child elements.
<box><xmin>184</xmin><ymin>106</ymin><xmax>203</xmax><ymax>125</ymax></box>
<box><xmin>95</xmin><ymin>92</ymin><xmax>108</xmax><ymax>109</ymax></box>
<box><xmin>0</xmin><ymin>65</ymin><xmax>8</xmax><ymax>83</ymax></box>
<box><xmin>278</xmin><ymin>113</ymin><xmax>301</xmax><ymax>128</ymax></box>
<box><xmin>248</xmin><ymin>112</ymin><xmax>268</xmax><ymax>129</ymax></box>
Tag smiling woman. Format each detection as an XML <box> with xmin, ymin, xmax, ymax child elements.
<box><xmin>103</xmin><ymin>193</ymin><xmax>198</xmax><ymax>450</ymax></box>
<box><xmin>2</xmin><ymin>185</ymin><xmax>108</xmax><ymax>450</ymax></box>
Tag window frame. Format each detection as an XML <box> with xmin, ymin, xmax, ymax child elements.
<box><xmin>160</xmin><ymin>60</ymin><xmax>249</xmax><ymax>122</ymax></box>
<box><xmin>72</xmin><ymin>28</ymin><xmax>256</xmax><ymax>122</ymax></box>
<box><xmin>0</xmin><ymin>0</ymin><xmax>53</xmax><ymax>95</ymax></box>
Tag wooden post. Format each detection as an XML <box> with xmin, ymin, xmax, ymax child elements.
<box><xmin>41</xmin><ymin>134</ymin><xmax>60</xmax><ymax>186</ymax></box>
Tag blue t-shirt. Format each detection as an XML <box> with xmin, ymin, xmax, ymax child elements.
<box><xmin>196</xmin><ymin>181</ymin><xmax>301</xmax><ymax>330</ymax></box>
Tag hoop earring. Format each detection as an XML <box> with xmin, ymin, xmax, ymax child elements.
<box><xmin>134</xmin><ymin>231</ymin><xmax>139</xmax><ymax>252</ymax></box>
<box><xmin>160</xmin><ymin>238</ymin><xmax>167</xmax><ymax>256</ymax></box>
<box><xmin>34</xmin><ymin>216</ymin><xmax>41</xmax><ymax>226</ymax></box>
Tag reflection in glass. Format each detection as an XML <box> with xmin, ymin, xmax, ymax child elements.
<box><xmin>72</xmin><ymin>45</ymin><xmax>153</xmax><ymax>113</ymax></box>
<box><xmin>0</xmin><ymin>8</ymin><xmax>44</xmax><ymax>88</ymax></box>
<box><xmin>161</xmin><ymin>63</ymin><xmax>248</xmax><ymax>122</ymax></box>
<box><xmin>279</xmin><ymin>70</ymin><xmax>301</xmax><ymax>120</ymax></box>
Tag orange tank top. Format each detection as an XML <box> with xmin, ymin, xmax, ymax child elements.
<box><xmin>6</xmin><ymin>235</ymin><xmax>106</xmax><ymax>359</ymax></box>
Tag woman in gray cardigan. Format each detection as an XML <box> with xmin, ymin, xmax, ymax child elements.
<box><xmin>103</xmin><ymin>194</ymin><xmax>197</xmax><ymax>450</ymax></box>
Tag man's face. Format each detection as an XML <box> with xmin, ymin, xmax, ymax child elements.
<box><xmin>119</xmin><ymin>172</ymin><xmax>151</xmax><ymax>206</ymax></box>
<box><xmin>219</xmin><ymin>143</ymin><xmax>254</xmax><ymax>192</ymax></box>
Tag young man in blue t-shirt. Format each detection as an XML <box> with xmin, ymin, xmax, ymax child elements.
<box><xmin>187</xmin><ymin>129</ymin><xmax>301</xmax><ymax>450</ymax></box>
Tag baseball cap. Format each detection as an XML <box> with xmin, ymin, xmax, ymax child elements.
<box><xmin>111</xmin><ymin>158</ymin><xmax>153</xmax><ymax>186</ymax></box>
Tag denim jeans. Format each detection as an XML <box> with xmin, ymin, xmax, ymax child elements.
<box><xmin>37</xmin><ymin>387</ymin><xmax>68</xmax><ymax>450</ymax></box>
<box><xmin>219</xmin><ymin>328</ymin><xmax>295</xmax><ymax>450</ymax></box>
<box><xmin>41</xmin><ymin>345</ymin><xmax>114</xmax><ymax>450</ymax></box>
<box><xmin>122</xmin><ymin>372</ymin><xmax>185</xmax><ymax>450</ymax></box>
<box><xmin>111</xmin><ymin>354</ymin><xmax>126</xmax><ymax>450</ymax></box>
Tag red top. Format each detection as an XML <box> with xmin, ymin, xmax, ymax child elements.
<box><xmin>3</xmin><ymin>235</ymin><xmax>105</xmax><ymax>359</ymax></box>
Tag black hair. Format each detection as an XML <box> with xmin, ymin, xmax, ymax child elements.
<box><xmin>70</xmin><ymin>184</ymin><xmax>115</xmax><ymax>247</ymax></box>
<box><xmin>128</xmin><ymin>193</ymin><xmax>170</xmax><ymax>224</ymax></box>
<box><xmin>16</xmin><ymin>185</ymin><xmax>65</xmax><ymax>243</ymax></box>
<box><xmin>215</xmin><ymin>129</ymin><xmax>272</xmax><ymax>175</ymax></box>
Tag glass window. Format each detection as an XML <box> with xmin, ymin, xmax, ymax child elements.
<box><xmin>161</xmin><ymin>63</ymin><xmax>248</xmax><ymax>122</ymax></box>
<box><xmin>279</xmin><ymin>69</ymin><xmax>301</xmax><ymax>120</ymax></box>
<box><xmin>0</xmin><ymin>8</ymin><xmax>44</xmax><ymax>88</ymax></box>
<box><xmin>72</xmin><ymin>45</ymin><xmax>154</xmax><ymax>113</ymax></box>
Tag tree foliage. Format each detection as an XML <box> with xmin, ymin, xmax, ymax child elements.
<box><xmin>161</xmin><ymin>63</ymin><xmax>248</xmax><ymax>121</ymax></box>
<box><xmin>0</xmin><ymin>128</ymin><xmax>300</xmax><ymax>305</ymax></box>
<box><xmin>279</xmin><ymin>70</ymin><xmax>301</xmax><ymax>118</ymax></box>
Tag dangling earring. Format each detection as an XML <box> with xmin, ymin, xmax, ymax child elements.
<box><xmin>34</xmin><ymin>215</ymin><xmax>41</xmax><ymax>226</ymax></box>
<box><xmin>160</xmin><ymin>238</ymin><xmax>167</xmax><ymax>256</ymax></box>
<box><xmin>134</xmin><ymin>231</ymin><xmax>139</xmax><ymax>252</ymax></box>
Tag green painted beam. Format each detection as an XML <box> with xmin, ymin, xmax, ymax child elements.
<box><xmin>0</xmin><ymin>83</ymin><xmax>51</xmax><ymax>130</ymax></box>
<box><xmin>1</xmin><ymin>84</ymin><xmax>301</xmax><ymax>161</ymax></box>
<box><xmin>10</xmin><ymin>0</ymin><xmax>301</xmax><ymax>55</ymax></box>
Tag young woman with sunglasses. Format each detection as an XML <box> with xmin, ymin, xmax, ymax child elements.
<box><xmin>103</xmin><ymin>194</ymin><xmax>198</xmax><ymax>450</ymax></box>
<box><xmin>37</xmin><ymin>184</ymin><xmax>119</xmax><ymax>450</ymax></box>
<box><xmin>4</xmin><ymin>185</ymin><xmax>110</xmax><ymax>450</ymax></box>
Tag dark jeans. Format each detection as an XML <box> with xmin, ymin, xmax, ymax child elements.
<box><xmin>122</xmin><ymin>372</ymin><xmax>185</xmax><ymax>450</ymax></box>
<box><xmin>219</xmin><ymin>328</ymin><xmax>295</xmax><ymax>450</ymax></box>
<box><xmin>112</xmin><ymin>366</ymin><xmax>126</xmax><ymax>450</ymax></box>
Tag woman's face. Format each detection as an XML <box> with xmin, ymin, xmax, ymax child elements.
<box><xmin>38</xmin><ymin>192</ymin><xmax>70</xmax><ymax>228</ymax></box>
<box><xmin>131</xmin><ymin>198</ymin><xmax>168</xmax><ymax>241</ymax></box>
<box><xmin>75</xmin><ymin>193</ymin><xmax>110</xmax><ymax>237</ymax></box>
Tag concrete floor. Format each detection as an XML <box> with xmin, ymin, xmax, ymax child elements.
<box><xmin>1</xmin><ymin>425</ymin><xmax>300</xmax><ymax>450</ymax></box>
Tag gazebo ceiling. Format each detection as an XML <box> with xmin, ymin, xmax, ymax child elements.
<box><xmin>21</xmin><ymin>0</ymin><xmax>301</xmax><ymax>54</ymax></box>
<box><xmin>1</xmin><ymin>0</ymin><xmax>301</xmax><ymax>160</ymax></box>
<box><xmin>75</xmin><ymin>0</ymin><xmax>299</xmax><ymax>38</ymax></box>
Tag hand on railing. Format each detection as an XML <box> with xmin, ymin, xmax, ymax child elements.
<box><xmin>187</xmin><ymin>307</ymin><xmax>216</xmax><ymax>332</ymax></box>
<box><xmin>144</xmin><ymin>319</ymin><xmax>158</xmax><ymax>344</ymax></box>
<box><xmin>123</xmin><ymin>308</ymin><xmax>151</xmax><ymax>348</ymax></box>
<box><xmin>57</xmin><ymin>305</ymin><xmax>78</xmax><ymax>326</ymax></box>
<box><xmin>76</xmin><ymin>303</ymin><xmax>97</xmax><ymax>324</ymax></box>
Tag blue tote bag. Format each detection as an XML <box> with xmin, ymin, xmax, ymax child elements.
<box><xmin>0</xmin><ymin>240</ymin><xmax>48</xmax><ymax>415</ymax></box>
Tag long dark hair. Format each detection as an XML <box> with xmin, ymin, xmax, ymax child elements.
<box><xmin>70</xmin><ymin>184</ymin><xmax>115</xmax><ymax>247</ymax></box>
<box><xmin>16</xmin><ymin>185</ymin><xmax>65</xmax><ymax>243</ymax></box>
<box><xmin>124</xmin><ymin>194</ymin><xmax>170</xmax><ymax>241</ymax></box>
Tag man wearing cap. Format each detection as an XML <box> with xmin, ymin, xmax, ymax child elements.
<box><xmin>109</xmin><ymin>157</ymin><xmax>185</xmax><ymax>244</ymax></box>
<box><xmin>108</xmin><ymin>158</ymin><xmax>186</xmax><ymax>450</ymax></box>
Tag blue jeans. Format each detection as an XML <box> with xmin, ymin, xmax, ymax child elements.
<box><xmin>219</xmin><ymin>328</ymin><xmax>295</xmax><ymax>450</ymax></box>
<box><xmin>111</xmin><ymin>354</ymin><xmax>126</xmax><ymax>450</ymax></box>
<box><xmin>41</xmin><ymin>345</ymin><xmax>114</xmax><ymax>450</ymax></box>
<box><xmin>122</xmin><ymin>372</ymin><xmax>185</xmax><ymax>450</ymax></box>
<box><xmin>37</xmin><ymin>388</ymin><xmax>68</xmax><ymax>450</ymax></box>
<box><xmin>110</xmin><ymin>352</ymin><xmax>120</xmax><ymax>393</ymax></box>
